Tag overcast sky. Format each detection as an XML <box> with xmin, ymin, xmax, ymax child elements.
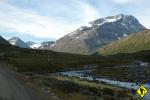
<box><xmin>0</xmin><ymin>0</ymin><xmax>149</xmax><ymax>43</ymax></box>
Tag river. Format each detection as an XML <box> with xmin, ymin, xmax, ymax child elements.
<box><xmin>50</xmin><ymin>70</ymin><xmax>150</xmax><ymax>100</ymax></box>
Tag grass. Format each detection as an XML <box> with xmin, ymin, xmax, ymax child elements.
<box><xmin>99</xmin><ymin>30</ymin><xmax>150</xmax><ymax>55</ymax></box>
<box><xmin>0</xmin><ymin>45</ymin><xmax>102</xmax><ymax>73</ymax></box>
<box><xmin>21</xmin><ymin>74</ymin><xmax>137</xmax><ymax>100</ymax></box>
<box><xmin>0</xmin><ymin>44</ymin><xmax>144</xmax><ymax>99</ymax></box>
<box><xmin>0</xmin><ymin>44</ymin><xmax>150</xmax><ymax>74</ymax></box>
<box><xmin>94</xmin><ymin>66</ymin><xmax>129</xmax><ymax>81</ymax></box>
<box><xmin>51</xmin><ymin>76</ymin><xmax>117</xmax><ymax>89</ymax></box>
<box><xmin>94</xmin><ymin>65</ymin><xmax>150</xmax><ymax>83</ymax></box>
<box><xmin>0</xmin><ymin>44</ymin><xmax>150</xmax><ymax>84</ymax></box>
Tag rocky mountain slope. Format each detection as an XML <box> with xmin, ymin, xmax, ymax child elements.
<box><xmin>39</xmin><ymin>41</ymin><xmax>55</xmax><ymax>50</ymax></box>
<box><xmin>50</xmin><ymin>14</ymin><xmax>146</xmax><ymax>55</ymax></box>
<box><xmin>8</xmin><ymin>37</ymin><xmax>30</xmax><ymax>48</ymax></box>
<box><xmin>99</xmin><ymin>29</ymin><xmax>150</xmax><ymax>55</ymax></box>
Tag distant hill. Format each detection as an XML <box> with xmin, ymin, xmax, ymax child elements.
<box><xmin>8</xmin><ymin>37</ymin><xmax>30</xmax><ymax>48</ymax></box>
<box><xmin>99</xmin><ymin>30</ymin><xmax>150</xmax><ymax>55</ymax></box>
<box><xmin>8</xmin><ymin>37</ymin><xmax>55</xmax><ymax>50</ymax></box>
<box><xmin>0</xmin><ymin>36</ymin><xmax>10</xmax><ymax>46</ymax></box>
<box><xmin>50</xmin><ymin>14</ymin><xmax>146</xmax><ymax>55</ymax></box>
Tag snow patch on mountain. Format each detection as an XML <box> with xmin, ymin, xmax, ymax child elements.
<box><xmin>49</xmin><ymin>14</ymin><xmax>146</xmax><ymax>54</ymax></box>
<box><xmin>8</xmin><ymin>37</ymin><xmax>30</xmax><ymax>48</ymax></box>
<box><xmin>39</xmin><ymin>41</ymin><xmax>55</xmax><ymax>50</ymax></box>
<box><xmin>90</xmin><ymin>14</ymin><xmax>123</xmax><ymax>26</ymax></box>
<box><xmin>26</xmin><ymin>41</ymin><xmax>41</xmax><ymax>49</ymax></box>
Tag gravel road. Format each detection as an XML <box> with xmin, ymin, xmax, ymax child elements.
<box><xmin>0</xmin><ymin>64</ymin><xmax>50</xmax><ymax>100</ymax></box>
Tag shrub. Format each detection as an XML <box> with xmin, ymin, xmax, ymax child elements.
<box><xmin>103</xmin><ymin>88</ymin><xmax>114</xmax><ymax>96</ymax></box>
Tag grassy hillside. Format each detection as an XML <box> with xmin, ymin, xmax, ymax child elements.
<box><xmin>99</xmin><ymin>29</ymin><xmax>150</xmax><ymax>55</ymax></box>
<box><xmin>0</xmin><ymin>45</ymin><xmax>102</xmax><ymax>72</ymax></box>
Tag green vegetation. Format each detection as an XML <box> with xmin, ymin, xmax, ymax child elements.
<box><xmin>22</xmin><ymin>75</ymin><xmax>137</xmax><ymax>100</ymax></box>
<box><xmin>99</xmin><ymin>30</ymin><xmax>150</xmax><ymax>55</ymax></box>
<box><xmin>94</xmin><ymin>65</ymin><xmax>150</xmax><ymax>83</ymax></box>
<box><xmin>0</xmin><ymin>33</ymin><xmax>148</xmax><ymax>100</ymax></box>
<box><xmin>0</xmin><ymin>44</ymin><xmax>150</xmax><ymax>73</ymax></box>
<box><xmin>0</xmin><ymin>41</ymin><xmax>150</xmax><ymax>84</ymax></box>
<box><xmin>0</xmin><ymin>45</ymin><xmax>102</xmax><ymax>73</ymax></box>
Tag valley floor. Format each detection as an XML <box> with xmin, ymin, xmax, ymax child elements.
<box><xmin>0</xmin><ymin>63</ymin><xmax>144</xmax><ymax>100</ymax></box>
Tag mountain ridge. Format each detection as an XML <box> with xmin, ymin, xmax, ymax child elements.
<box><xmin>50</xmin><ymin>14</ymin><xmax>146</xmax><ymax>55</ymax></box>
<box><xmin>0</xmin><ymin>36</ymin><xmax>10</xmax><ymax>46</ymax></box>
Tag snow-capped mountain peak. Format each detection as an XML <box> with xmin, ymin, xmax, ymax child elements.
<box><xmin>8</xmin><ymin>37</ymin><xmax>20</xmax><ymax>45</ymax></box>
<box><xmin>105</xmin><ymin>14</ymin><xmax>122</xmax><ymax>22</ymax></box>
<box><xmin>89</xmin><ymin>14</ymin><xmax>124</xmax><ymax>26</ymax></box>
<box><xmin>26</xmin><ymin>41</ymin><xmax>41</xmax><ymax>49</ymax></box>
<box><xmin>8</xmin><ymin>37</ymin><xmax>30</xmax><ymax>48</ymax></box>
<box><xmin>50</xmin><ymin>14</ymin><xmax>146</xmax><ymax>55</ymax></box>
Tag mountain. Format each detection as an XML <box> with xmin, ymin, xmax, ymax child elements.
<box><xmin>99</xmin><ymin>29</ymin><xmax>150</xmax><ymax>55</ymax></box>
<box><xmin>8</xmin><ymin>37</ymin><xmax>30</xmax><ymax>48</ymax></box>
<box><xmin>39</xmin><ymin>41</ymin><xmax>55</xmax><ymax>49</ymax></box>
<box><xmin>50</xmin><ymin>14</ymin><xmax>146</xmax><ymax>55</ymax></box>
<box><xmin>26</xmin><ymin>41</ymin><xmax>41</xmax><ymax>49</ymax></box>
<box><xmin>0</xmin><ymin>36</ymin><xmax>10</xmax><ymax>46</ymax></box>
